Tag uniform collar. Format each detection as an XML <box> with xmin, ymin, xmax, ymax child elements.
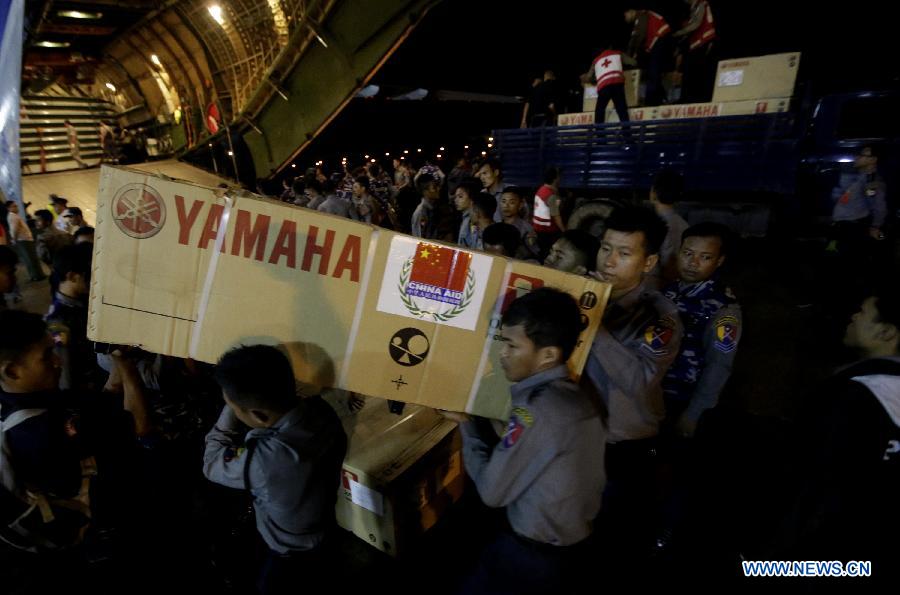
<box><xmin>674</xmin><ymin>277</ymin><xmax>718</xmax><ymax>297</ymax></box>
<box><xmin>510</xmin><ymin>365</ymin><xmax>570</xmax><ymax>403</ymax></box>
<box><xmin>245</xmin><ymin>399</ymin><xmax>312</xmax><ymax>440</ymax></box>
<box><xmin>0</xmin><ymin>388</ymin><xmax>59</xmax><ymax>418</ymax></box>
<box><xmin>54</xmin><ymin>291</ymin><xmax>86</xmax><ymax>309</ymax></box>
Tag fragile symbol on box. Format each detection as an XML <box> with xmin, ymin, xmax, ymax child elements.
<box><xmin>388</xmin><ymin>328</ymin><xmax>430</xmax><ymax>366</ymax></box>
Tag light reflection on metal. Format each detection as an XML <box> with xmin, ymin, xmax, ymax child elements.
<box><xmin>57</xmin><ymin>10</ymin><xmax>103</xmax><ymax>19</ymax></box>
<box><xmin>208</xmin><ymin>5</ymin><xmax>225</xmax><ymax>26</ymax></box>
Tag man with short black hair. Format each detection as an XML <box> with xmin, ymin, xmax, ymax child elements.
<box><xmin>471</xmin><ymin>193</ymin><xmax>498</xmax><ymax>250</ymax></box>
<box><xmin>454</xmin><ymin>178</ymin><xmax>483</xmax><ymax>249</ymax></box>
<box><xmin>62</xmin><ymin>207</ymin><xmax>86</xmax><ymax>233</ymax></box>
<box><xmin>544</xmin><ymin>230</ymin><xmax>599</xmax><ymax>275</ymax></box>
<box><xmin>780</xmin><ymin>285</ymin><xmax>900</xmax><ymax>587</ymax></box>
<box><xmin>315</xmin><ymin>179</ymin><xmax>350</xmax><ymax>218</ymax></box>
<box><xmin>411</xmin><ymin>176</ymin><xmax>440</xmax><ymax>239</ymax></box>
<box><xmin>499</xmin><ymin>187</ymin><xmax>539</xmax><ymax>260</ymax></box>
<box><xmin>49</xmin><ymin>195</ymin><xmax>70</xmax><ymax>233</ymax></box>
<box><xmin>662</xmin><ymin>222</ymin><xmax>740</xmax><ymax>437</ymax></box>
<box><xmin>476</xmin><ymin>159</ymin><xmax>512</xmax><ymax>220</ymax></box>
<box><xmin>442</xmin><ymin>288</ymin><xmax>606</xmax><ymax>594</ymax></box>
<box><xmin>204</xmin><ymin>344</ymin><xmax>347</xmax><ymax>595</ymax></box>
<box><xmin>47</xmin><ymin>243</ymin><xmax>96</xmax><ymax>390</ymax></box>
<box><xmin>349</xmin><ymin>175</ymin><xmax>378</xmax><ymax>224</ymax></box>
<box><xmin>34</xmin><ymin>209</ymin><xmax>73</xmax><ymax>265</ymax></box>
<box><xmin>585</xmin><ymin>205</ymin><xmax>683</xmax><ymax>558</ymax></box>
<box><xmin>0</xmin><ymin>310</ymin><xmax>152</xmax><ymax>550</ymax></box>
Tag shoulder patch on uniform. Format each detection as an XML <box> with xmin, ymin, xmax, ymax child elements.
<box><xmin>46</xmin><ymin>321</ymin><xmax>70</xmax><ymax>347</ymax></box>
<box><xmin>501</xmin><ymin>408</ymin><xmax>534</xmax><ymax>449</ymax></box>
<box><xmin>511</xmin><ymin>407</ymin><xmax>534</xmax><ymax>427</ymax></box>
<box><xmin>641</xmin><ymin>316</ymin><xmax>676</xmax><ymax>356</ymax></box>
<box><xmin>714</xmin><ymin>315</ymin><xmax>739</xmax><ymax>353</ymax></box>
<box><xmin>223</xmin><ymin>446</ymin><xmax>246</xmax><ymax>463</ymax></box>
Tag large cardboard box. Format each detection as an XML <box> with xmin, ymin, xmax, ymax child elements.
<box><xmin>560</xmin><ymin>96</ymin><xmax>791</xmax><ymax>126</ymax></box>
<box><xmin>582</xmin><ymin>69</ymin><xmax>641</xmax><ymax>113</ymax></box>
<box><xmin>604</xmin><ymin>96</ymin><xmax>791</xmax><ymax>123</ymax></box>
<box><xmin>334</xmin><ymin>396</ymin><xmax>463</xmax><ymax>557</ymax></box>
<box><xmin>711</xmin><ymin>52</ymin><xmax>800</xmax><ymax>103</ymax></box>
<box><xmin>89</xmin><ymin>167</ymin><xmax>610</xmax><ymax>419</ymax></box>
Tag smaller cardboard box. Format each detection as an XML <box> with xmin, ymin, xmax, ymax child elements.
<box><xmin>582</xmin><ymin>69</ymin><xmax>642</xmax><ymax>113</ymax></box>
<box><xmin>334</xmin><ymin>396</ymin><xmax>464</xmax><ymax>557</ymax></box>
<box><xmin>711</xmin><ymin>52</ymin><xmax>800</xmax><ymax>103</ymax></box>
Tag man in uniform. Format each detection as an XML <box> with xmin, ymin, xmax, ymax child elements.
<box><xmin>661</xmin><ymin>222</ymin><xmax>741</xmax><ymax>437</ymax></box>
<box><xmin>584</xmin><ymin>205</ymin><xmax>683</xmax><ymax>562</ymax></box>
<box><xmin>829</xmin><ymin>145</ymin><xmax>888</xmax><ymax>262</ymax></box>
<box><xmin>441</xmin><ymin>288</ymin><xmax>606</xmax><ymax>595</ymax></box>
<box><xmin>46</xmin><ymin>243</ymin><xmax>97</xmax><ymax>391</ymax></box>
<box><xmin>779</xmin><ymin>285</ymin><xmax>900</xmax><ymax>588</ymax></box>
<box><xmin>624</xmin><ymin>8</ymin><xmax>674</xmax><ymax>106</ymax></box>
<box><xmin>654</xmin><ymin>223</ymin><xmax>740</xmax><ymax>554</ymax></box>
<box><xmin>203</xmin><ymin>345</ymin><xmax>347</xmax><ymax>595</ymax></box>
<box><xmin>543</xmin><ymin>230</ymin><xmax>599</xmax><ymax>276</ymax></box>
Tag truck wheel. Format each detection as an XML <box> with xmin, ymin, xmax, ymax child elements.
<box><xmin>568</xmin><ymin>199</ymin><xmax>619</xmax><ymax>238</ymax></box>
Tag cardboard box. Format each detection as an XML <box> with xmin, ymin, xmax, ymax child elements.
<box><xmin>560</xmin><ymin>96</ymin><xmax>791</xmax><ymax>126</ymax></box>
<box><xmin>558</xmin><ymin>111</ymin><xmax>596</xmax><ymax>127</ymax></box>
<box><xmin>88</xmin><ymin>166</ymin><xmax>610</xmax><ymax>420</ymax></box>
<box><xmin>334</xmin><ymin>396</ymin><xmax>463</xmax><ymax>557</ymax></box>
<box><xmin>711</xmin><ymin>52</ymin><xmax>800</xmax><ymax>103</ymax></box>
<box><xmin>605</xmin><ymin>96</ymin><xmax>791</xmax><ymax>123</ymax></box>
<box><xmin>582</xmin><ymin>69</ymin><xmax>641</xmax><ymax>113</ymax></box>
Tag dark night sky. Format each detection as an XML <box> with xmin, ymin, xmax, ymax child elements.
<box><xmin>289</xmin><ymin>0</ymin><xmax>900</xmax><ymax>175</ymax></box>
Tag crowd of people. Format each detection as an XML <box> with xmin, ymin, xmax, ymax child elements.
<box><xmin>1</xmin><ymin>129</ymin><xmax>896</xmax><ymax>594</ymax></box>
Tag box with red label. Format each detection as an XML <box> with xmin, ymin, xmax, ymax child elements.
<box><xmin>333</xmin><ymin>396</ymin><xmax>464</xmax><ymax>557</ymax></box>
<box><xmin>88</xmin><ymin>166</ymin><xmax>610</xmax><ymax>420</ymax></box>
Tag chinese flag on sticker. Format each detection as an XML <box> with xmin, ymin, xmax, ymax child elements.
<box><xmin>410</xmin><ymin>243</ymin><xmax>471</xmax><ymax>292</ymax></box>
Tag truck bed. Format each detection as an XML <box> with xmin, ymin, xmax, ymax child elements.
<box><xmin>494</xmin><ymin>113</ymin><xmax>801</xmax><ymax>197</ymax></box>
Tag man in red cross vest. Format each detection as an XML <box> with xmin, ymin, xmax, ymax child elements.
<box><xmin>582</xmin><ymin>45</ymin><xmax>637</xmax><ymax>124</ymax></box>
<box><xmin>625</xmin><ymin>8</ymin><xmax>674</xmax><ymax>106</ymax></box>
<box><xmin>674</xmin><ymin>0</ymin><xmax>718</xmax><ymax>103</ymax></box>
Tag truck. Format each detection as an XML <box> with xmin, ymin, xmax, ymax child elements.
<box><xmin>493</xmin><ymin>83</ymin><xmax>899</xmax><ymax>236</ymax></box>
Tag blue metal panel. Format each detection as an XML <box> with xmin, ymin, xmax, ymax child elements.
<box><xmin>494</xmin><ymin>113</ymin><xmax>801</xmax><ymax>196</ymax></box>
